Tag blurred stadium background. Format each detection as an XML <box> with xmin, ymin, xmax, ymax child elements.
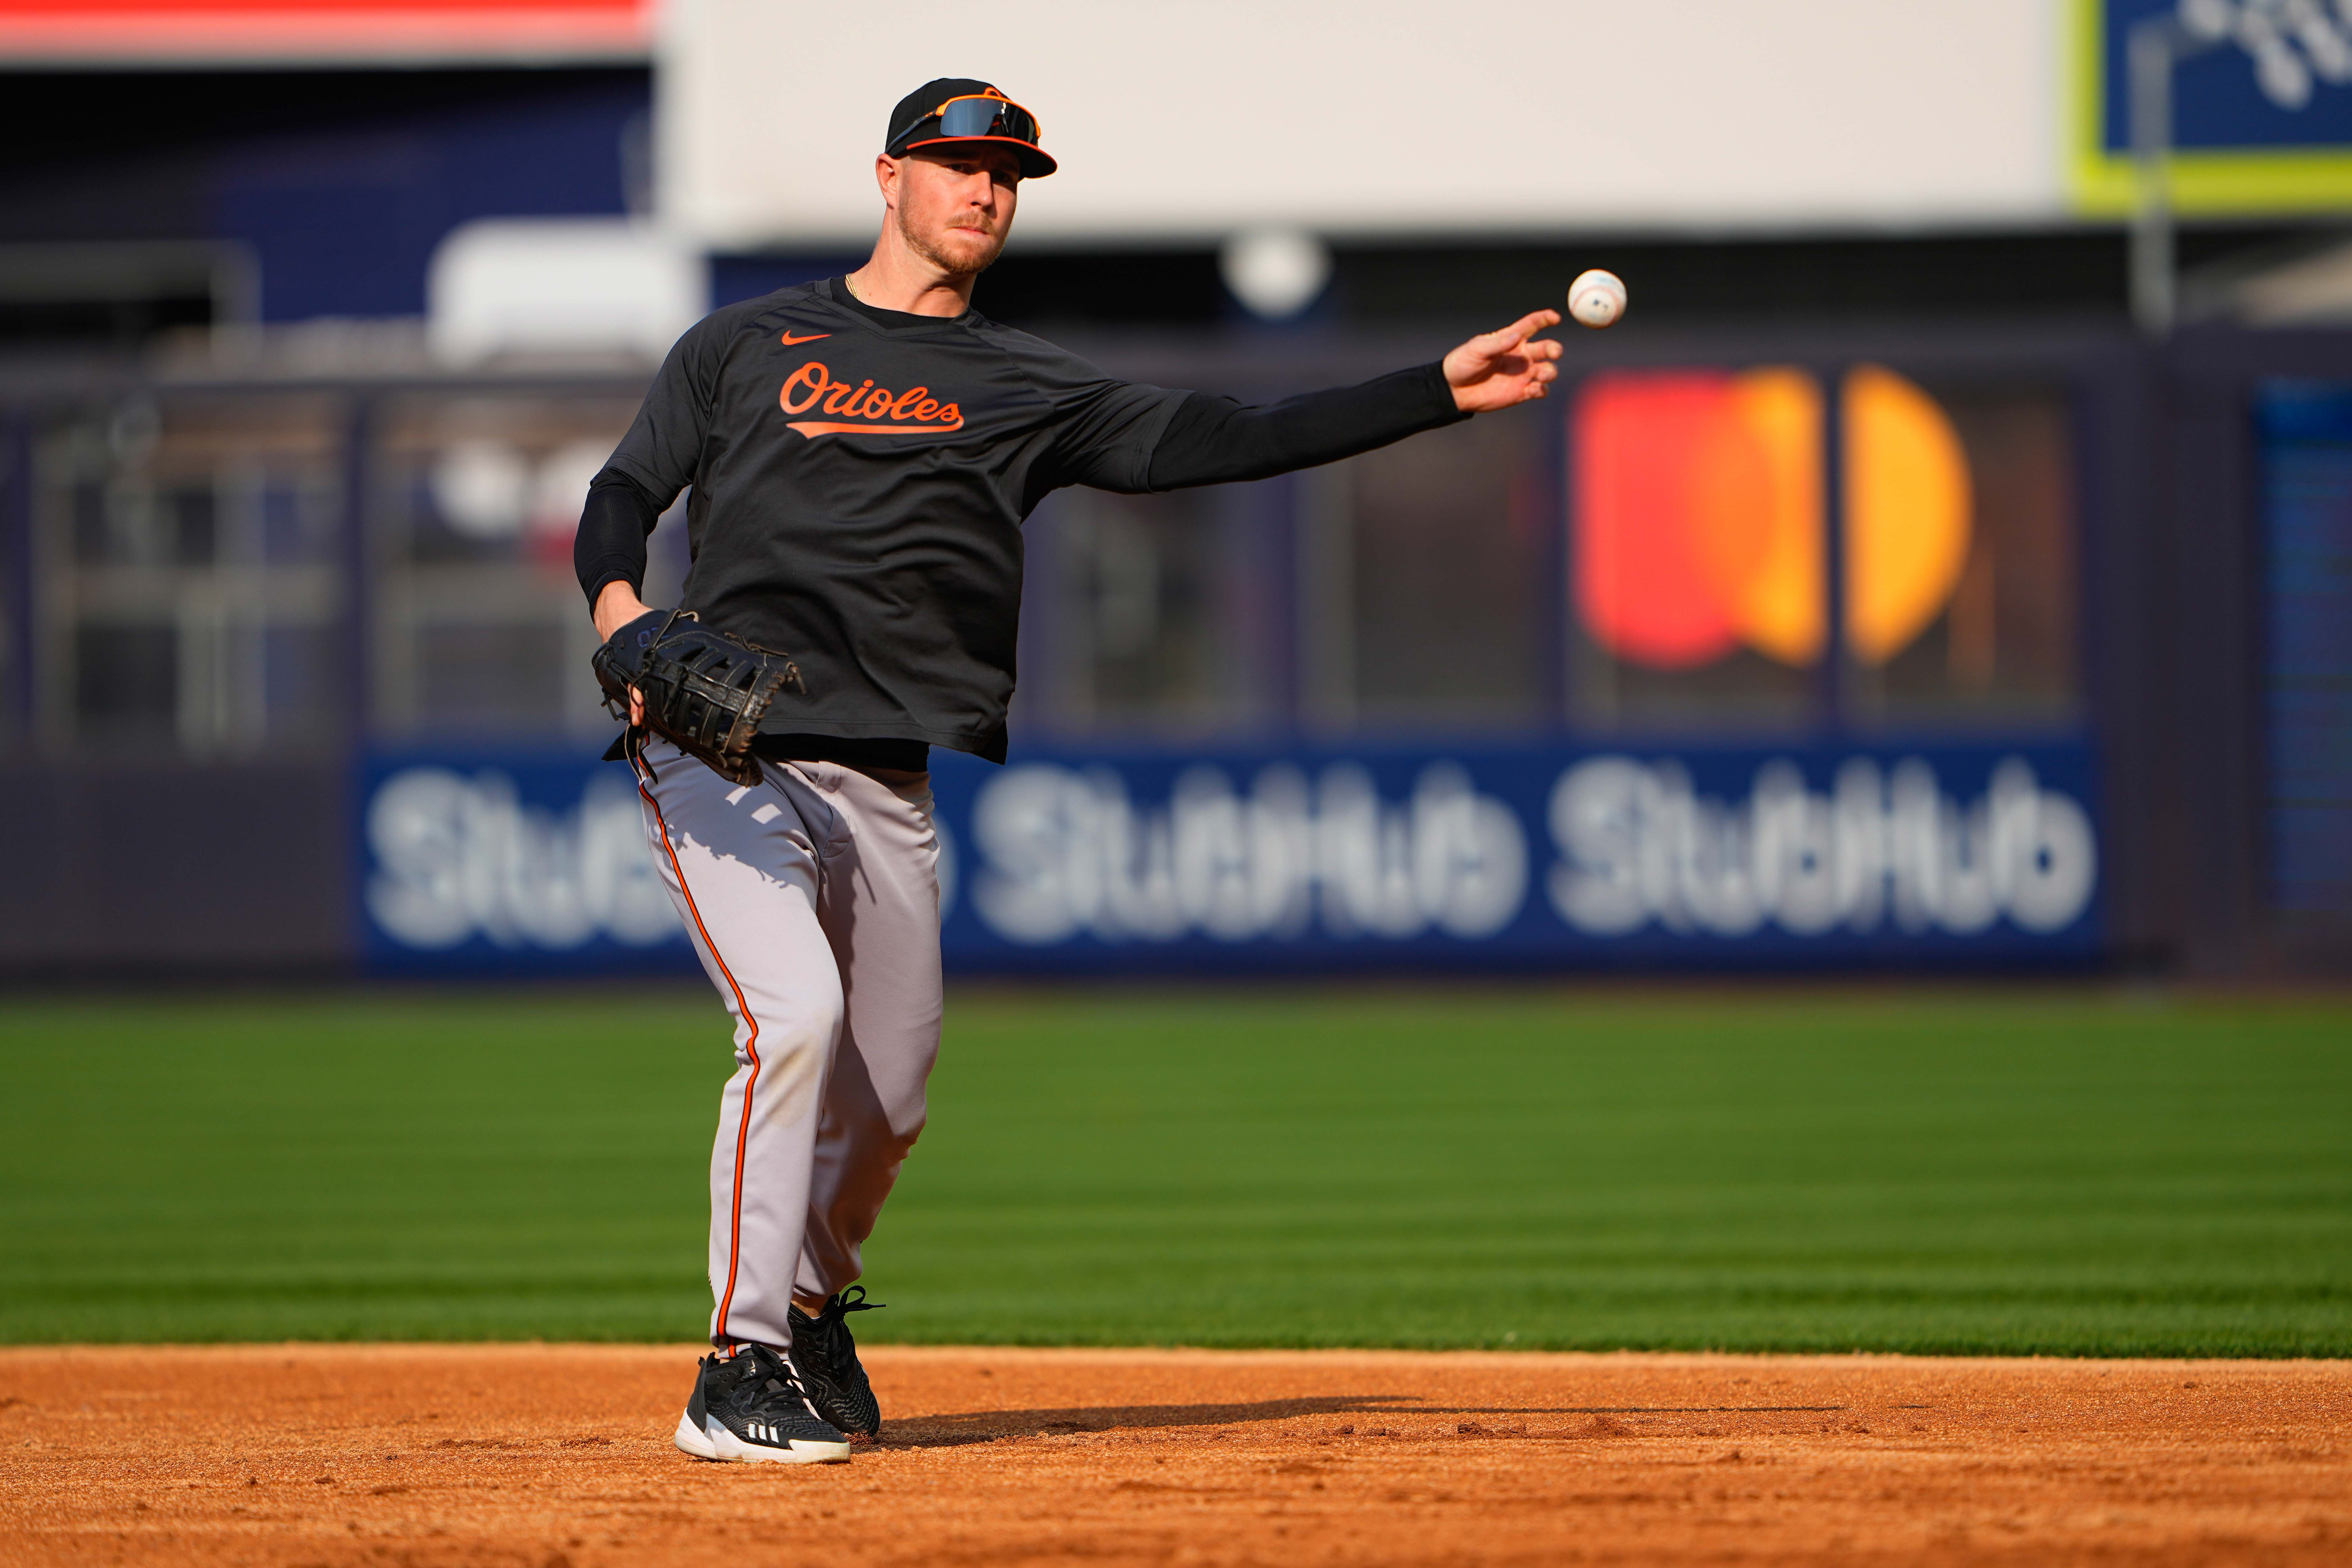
<box><xmin>1</xmin><ymin>0</ymin><xmax>2348</xmax><ymax>982</ymax></box>
<box><xmin>0</xmin><ymin>0</ymin><xmax>2347</xmax><ymax>1358</ymax></box>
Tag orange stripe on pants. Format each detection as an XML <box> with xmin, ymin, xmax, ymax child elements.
<box><xmin>637</xmin><ymin>777</ymin><xmax>763</xmax><ymax>1344</ymax></box>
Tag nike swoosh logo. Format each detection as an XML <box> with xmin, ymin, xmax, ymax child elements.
<box><xmin>778</xmin><ymin>330</ymin><xmax>830</xmax><ymax>347</ymax></box>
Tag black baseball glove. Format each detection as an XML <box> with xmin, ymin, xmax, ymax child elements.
<box><xmin>593</xmin><ymin>608</ymin><xmax>805</xmax><ymax>786</ymax></box>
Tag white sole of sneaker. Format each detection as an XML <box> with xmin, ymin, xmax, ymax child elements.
<box><xmin>673</xmin><ymin>1411</ymin><xmax>850</xmax><ymax>1465</ymax></box>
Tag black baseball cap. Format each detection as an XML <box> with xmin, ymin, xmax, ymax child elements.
<box><xmin>883</xmin><ymin>78</ymin><xmax>1056</xmax><ymax>178</ymax></box>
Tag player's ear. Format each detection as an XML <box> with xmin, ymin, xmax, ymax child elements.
<box><xmin>875</xmin><ymin>153</ymin><xmax>901</xmax><ymax>208</ymax></box>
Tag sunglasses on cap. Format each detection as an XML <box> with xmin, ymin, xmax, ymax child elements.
<box><xmin>887</xmin><ymin>93</ymin><xmax>1044</xmax><ymax>157</ymax></box>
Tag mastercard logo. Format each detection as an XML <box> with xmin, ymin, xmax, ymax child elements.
<box><xmin>1572</xmin><ymin>365</ymin><xmax>1972</xmax><ymax>670</ymax></box>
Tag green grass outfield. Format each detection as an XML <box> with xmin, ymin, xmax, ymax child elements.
<box><xmin>2</xmin><ymin>986</ymin><xmax>2346</xmax><ymax>1356</ymax></box>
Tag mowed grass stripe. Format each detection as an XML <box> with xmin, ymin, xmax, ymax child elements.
<box><xmin>0</xmin><ymin>988</ymin><xmax>2344</xmax><ymax>1354</ymax></box>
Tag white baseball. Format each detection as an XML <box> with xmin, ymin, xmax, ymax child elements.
<box><xmin>1568</xmin><ymin>269</ymin><xmax>1626</xmax><ymax>329</ymax></box>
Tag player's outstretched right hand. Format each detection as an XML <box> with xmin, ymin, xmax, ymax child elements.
<box><xmin>1442</xmin><ymin>312</ymin><xmax>1564</xmax><ymax>413</ymax></box>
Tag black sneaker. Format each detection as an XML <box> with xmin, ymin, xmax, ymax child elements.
<box><xmin>787</xmin><ymin>1287</ymin><xmax>884</xmax><ymax>1441</ymax></box>
<box><xmin>673</xmin><ymin>1343</ymin><xmax>851</xmax><ymax>1464</ymax></box>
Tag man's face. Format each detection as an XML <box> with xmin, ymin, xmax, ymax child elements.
<box><xmin>885</xmin><ymin>145</ymin><xmax>1023</xmax><ymax>277</ymax></box>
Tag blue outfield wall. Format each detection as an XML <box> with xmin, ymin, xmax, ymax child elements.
<box><xmin>357</xmin><ymin>736</ymin><xmax>2101</xmax><ymax>977</ymax></box>
<box><xmin>2258</xmin><ymin>382</ymin><xmax>2352</xmax><ymax>918</ymax></box>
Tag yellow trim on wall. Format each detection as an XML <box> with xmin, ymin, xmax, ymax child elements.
<box><xmin>2070</xmin><ymin>0</ymin><xmax>2352</xmax><ymax>215</ymax></box>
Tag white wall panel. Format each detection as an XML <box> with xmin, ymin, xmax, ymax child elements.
<box><xmin>660</xmin><ymin>0</ymin><xmax>2066</xmax><ymax>249</ymax></box>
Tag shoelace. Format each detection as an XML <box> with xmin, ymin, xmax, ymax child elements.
<box><xmin>802</xmin><ymin>1287</ymin><xmax>885</xmax><ymax>1358</ymax></box>
<box><xmin>725</xmin><ymin>1344</ymin><xmax>815</xmax><ymax>1410</ymax></box>
<box><xmin>821</xmin><ymin>1285</ymin><xmax>885</xmax><ymax>1326</ymax></box>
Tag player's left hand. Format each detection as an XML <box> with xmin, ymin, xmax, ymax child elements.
<box><xmin>593</xmin><ymin>580</ymin><xmax>650</xmax><ymax>726</ymax></box>
<box><xmin>1443</xmin><ymin>311</ymin><xmax>1564</xmax><ymax>412</ymax></box>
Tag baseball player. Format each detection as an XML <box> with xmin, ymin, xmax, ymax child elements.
<box><xmin>575</xmin><ymin>78</ymin><xmax>1562</xmax><ymax>1464</ymax></box>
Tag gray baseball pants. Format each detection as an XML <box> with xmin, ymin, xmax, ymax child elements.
<box><xmin>630</xmin><ymin>737</ymin><xmax>943</xmax><ymax>1352</ymax></box>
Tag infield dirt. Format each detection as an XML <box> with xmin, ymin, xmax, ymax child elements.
<box><xmin>2</xmin><ymin>1346</ymin><xmax>2346</xmax><ymax>1566</ymax></box>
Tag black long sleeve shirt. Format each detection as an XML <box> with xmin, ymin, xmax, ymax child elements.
<box><xmin>576</xmin><ymin>276</ymin><xmax>1466</xmax><ymax>763</ymax></box>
